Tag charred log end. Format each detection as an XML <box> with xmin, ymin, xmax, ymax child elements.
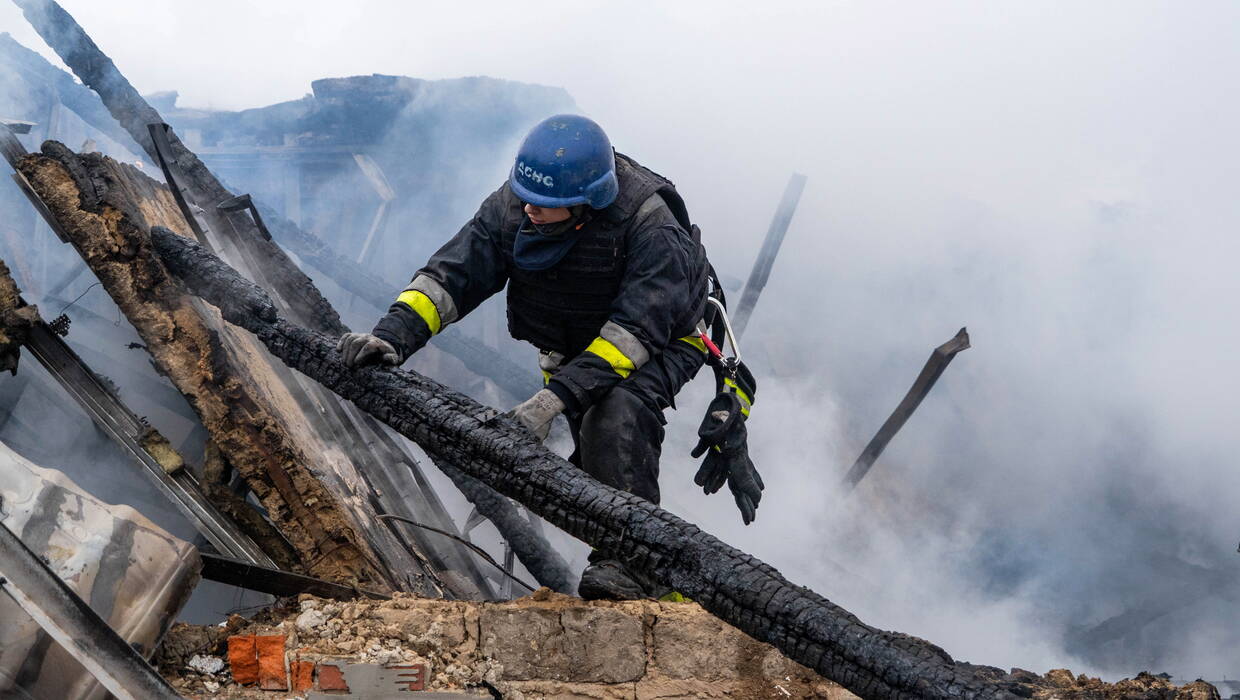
<box><xmin>937</xmin><ymin>327</ymin><xmax>971</xmax><ymax>357</ymax></box>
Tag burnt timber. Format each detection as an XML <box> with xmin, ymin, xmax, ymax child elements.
<box><xmin>13</xmin><ymin>0</ymin><xmax>564</xmax><ymax>593</ymax></box>
<box><xmin>13</xmin><ymin>0</ymin><xmax>540</xmax><ymax>404</ymax></box>
<box><xmin>15</xmin><ymin>143</ymin><xmax>408</xmax><ymax>590</ymax></box>
<box><xmin>843</xmin><ymin>328</ymin><xmax>972</xmax><ymax>491</ymax></box>
<box><xmin>152</xmin><ymin>226</ymin><xmax>1021</xmax><ymax>700</ymax></box>
<box><xmin>0</xmin><ymin>252</ymin><xmax>276</xmax><ymax>565</ymax></box>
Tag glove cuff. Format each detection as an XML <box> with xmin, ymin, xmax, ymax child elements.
<box><xmin>373</xmin><ymin>303</ymin><xmax>432</xmax><ymax>361</ymax></box>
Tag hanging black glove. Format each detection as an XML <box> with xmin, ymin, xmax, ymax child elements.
<box><xmin>691</xmin><ymin>391</ymin><xmax>764</xmax><ymax>525</ymax></box>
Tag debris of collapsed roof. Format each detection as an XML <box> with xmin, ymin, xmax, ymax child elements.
<box><xmin>10</xmin><ymin>0</ymin><xmax>570</xmax><ymax>591</ymax></box>
<box><xmin>152</xmin><ymin>590</ymin><xmax>1222</xmax><ymax>700</ymax></box>
<box><xmin>154</xmin><ymin>590</ymin><xmax>849</xmax><ymax>699</ymax></box>
<box><xmin>150</xmin><ymin>216</ymin><xmax>1016</xmax><ymax>700</ymax></box>
<box><xmin>0</xmin><ymin>2</ymin><xmax>1189</xmax><ymax>698</ymax></box>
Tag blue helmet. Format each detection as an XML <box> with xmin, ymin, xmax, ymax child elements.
<box><xmin>509</xmin><ymin>114</ymin><xmax>618</xmax><ymax>210</ymax></box>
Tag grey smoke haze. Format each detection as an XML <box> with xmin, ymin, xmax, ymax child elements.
<box><xmin>3</xmin><ymin>0</ymin><xmax>1239</xmax><ymax>681</ymax></box>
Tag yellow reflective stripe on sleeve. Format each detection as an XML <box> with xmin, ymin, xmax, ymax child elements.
<box><xmin>679</xmin><ymin>335</ymin><xmax>707</xmax><ymax>353</ymax></box>
<box><xmin>585</xmin><ymin>337</ymin><xmax>636</xmax><ymax>378</ymax></box>
<box><xmin>541</xmin><ymin>370</ymin><xmax>552</xmax><ymax>385</ymax></box>
<box><xmin>395</xmin><ymin>290</ymin><xmax>442</xmax><ymax>335</ymax></box>
<box><xmin>724</xmin><ymin>376</ymin><xmax>752</xmax><ymax>416</ymax></box>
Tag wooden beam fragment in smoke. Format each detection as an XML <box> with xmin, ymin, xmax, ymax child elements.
<box><xmin>13</xmin><ymin>0</ymin><xmax>567</xmax><ymax>594</ymax></box>
<box><xmin>842</xmin><ymin>328</ymin><xmax>971</xmax><ymax>491</ymax></box>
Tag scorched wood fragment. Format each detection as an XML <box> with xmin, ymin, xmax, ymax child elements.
<box><xmin>152</xmin><ymin>227</ymin><xmax>1024</xmax><ymax>700</ymax></box>
<box><xmin>13</xmin><ymin>0</ymin><xmax>559</xmax><ymax>594</ymax></box>
<box><xmin>14</xmin><ymin>0</ymin><xmax>539</xmax><ymax>402</ymax></box>
<box><xmin>15</xmin><ymin>144</ymin><xmax>393</xmax><ymax>589</ymax></box>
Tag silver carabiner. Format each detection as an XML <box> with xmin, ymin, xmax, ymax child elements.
<box><xmin>705</xmin><ymin>297</ymin><xmax>742</xmax><ymax>371</ymax></box>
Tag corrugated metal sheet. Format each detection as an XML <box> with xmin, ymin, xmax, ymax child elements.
<box><xmin>0</xmin><ymin>440</ymin><xmax>199</xmax><ymax>699</ymax></box>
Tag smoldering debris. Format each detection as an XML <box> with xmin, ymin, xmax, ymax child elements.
<box><xmin>0</xmin><ymin>0</ymin><xmax>1225</xmax><ymax>693</ymax></box>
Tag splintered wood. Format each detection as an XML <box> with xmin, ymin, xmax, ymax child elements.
<box><xmin>16</xmin><ymin>144</ymin><xmax>391</xmax><ymax>589</ymax></box>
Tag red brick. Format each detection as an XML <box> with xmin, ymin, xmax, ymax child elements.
<box><xmin>317</xmin><ymin>663</ymin><xmax>349</xmax><ymax>692</ymax></box>
<box><xmin>255</xmin><ymin>635</ymin><xmax>288</xmax><ymax>690</ymax></box>
<box><xmin>226</xmin><ymin>635</ymin><xmax>258</xmax><ymax>686</ymax></box>
<box><xmin>290</xmin><ymin>661</ymin><xmax>314</xmax><ymax>692</ymax></box>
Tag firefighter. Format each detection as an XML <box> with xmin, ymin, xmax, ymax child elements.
<box><xmin>338</xmin><ymin>114</ymin><xmax>760</xmax><ymax>599</ymax></box>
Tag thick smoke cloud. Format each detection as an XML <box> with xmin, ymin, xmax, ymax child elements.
<box><xmin>2</xmin><ymin>0</ymin><xmax>1237</xmax><ymax>680</ymax></box>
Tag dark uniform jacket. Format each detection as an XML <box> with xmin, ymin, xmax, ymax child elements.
<box><xmin>374</xmin><ymin>154</ymin><xmax>709</xmax><ymax>414</ymax></box>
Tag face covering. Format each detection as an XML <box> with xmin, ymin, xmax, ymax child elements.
<box><xmin>512</xmin><ymin>207</ymin><xmax>589</xmax><ymax>271</ymax></box>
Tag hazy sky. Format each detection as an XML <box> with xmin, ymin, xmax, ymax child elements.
<box><xmin>4</xmin><ymin>0</ymin><xmax>1239</xmax><ymax>681</ymax></box>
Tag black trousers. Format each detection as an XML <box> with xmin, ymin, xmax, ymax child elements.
<box><xmin>565</xmin><ymin>340</ymin><xmax>706</xmax><ymax>506</ymax></box>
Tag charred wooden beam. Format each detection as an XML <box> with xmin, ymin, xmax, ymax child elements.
<box><xmin>14</xmin><ymin>0</ymin><xmax>538</xmax><ymax>403</ymax></box>
<box><xmin>15</xmin><ymin>143</ymin><xmax>395</xmax><ymax>590</ymax></box>
<box><xmin>153</xmin><ymin>227</ymin><xmax>1020</xmax><ymax>700</ymax></box>
<box><xmin>199</xmin><ymin>552</ymin><xmax>390</xmax><ymax>603</ymax></box>
<box><xmin>842</xmin><ymin>328</ymin><xmax>971</xmax><ymax>491</ymax></box>
<box><xmin>732</xmin><ymin>172</ymin><xmax>807</xmax><ymax>339</ymax></box>
<box><xmin>12</xmin><ymin>0</ymin><xmax>560</xmax><ymax>596</ymax></box>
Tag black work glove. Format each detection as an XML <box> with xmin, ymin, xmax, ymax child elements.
<box><xmin>691</xmin><ymin>391</ymin><xmax>764</xmax><ymax>525</ymax></box>
<box><xmin>337</xmin><ymin>332</ymin><xmax>403</xmax><ymax>368</ymax></box>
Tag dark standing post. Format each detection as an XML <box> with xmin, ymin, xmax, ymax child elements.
<box><xmin>842</xmin><ymin>328</ymin><xmax>971</xmax><ymax>491</ymax></box>
<box><xmin>732</xmin><ymin>172</ymin><xmax>807</xmax><ymax>339</ymax></box>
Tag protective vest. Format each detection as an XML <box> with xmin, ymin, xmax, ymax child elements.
<box><xmin>502</xmin><ymin>153</ymin><xmax>702</xmax><ymax>356</ymax></box>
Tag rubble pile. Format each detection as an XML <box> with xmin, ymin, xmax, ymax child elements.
<box><xmin>975</xmin><ymin>668</ymin><xmax>1220</xmax><ymax>700</ymax></box>
<box><xmin>155</xmin><ymin>589</ymin><xmax>851</xmax><ymax>700</ymax></box>
<box><xmin>152</xmin><ymin>591</ymin><xmax>1224</xmax><ymax>700</ymax></box>
<box><xmin>0</xmin><ymin>3</ymin><xmax>1226</xmax><ymax>699</ymax></box>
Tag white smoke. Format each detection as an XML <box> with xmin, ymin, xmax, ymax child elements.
<box><xmin>3</xmin><ymin>0</ymin><xmax>1238</xmax><ymax>680</ymax></box>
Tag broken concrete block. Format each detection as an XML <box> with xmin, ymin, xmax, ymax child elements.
<box><xmin>559</xmin><ymin>606</ymin><xmax>646</xmax><ymax>683</ymax></box>
<box><xmin>479</xmin><ymin>603</ymin><xmax>645</xmax><ymax>684</ymax></box>
<box><xmin>186</xmin><ymin>654</ymin><xmax>224</xmax><ymax>675</ymax></box>
<box><xmin>296</xmin><ymin>607</ymin><xmax>328</xmax><ymax>633</ymax></box>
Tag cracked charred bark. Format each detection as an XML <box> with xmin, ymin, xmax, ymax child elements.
<box><xmin>429</xmin><ymin>455</ymin><xmax>573</xmax><ymax>594</ymax></box>
<box><xmin>152</xmin><ymin>228</ymin><xmax>1022</xmax><ymax>700</ymax></box>
<box><xmin>13</xmin><ymin>0</ymin><xmax>566</xmax><ymax>593</ymax></box>
<box><xmin>14</xmin><ymin>0</ymin><xmax>539</xmax><ymax>403</ymax></box>
<box><xmin>15</xmin><ymin>144</ymin><xmax>393</xmax><ymax>588</ymax></box>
